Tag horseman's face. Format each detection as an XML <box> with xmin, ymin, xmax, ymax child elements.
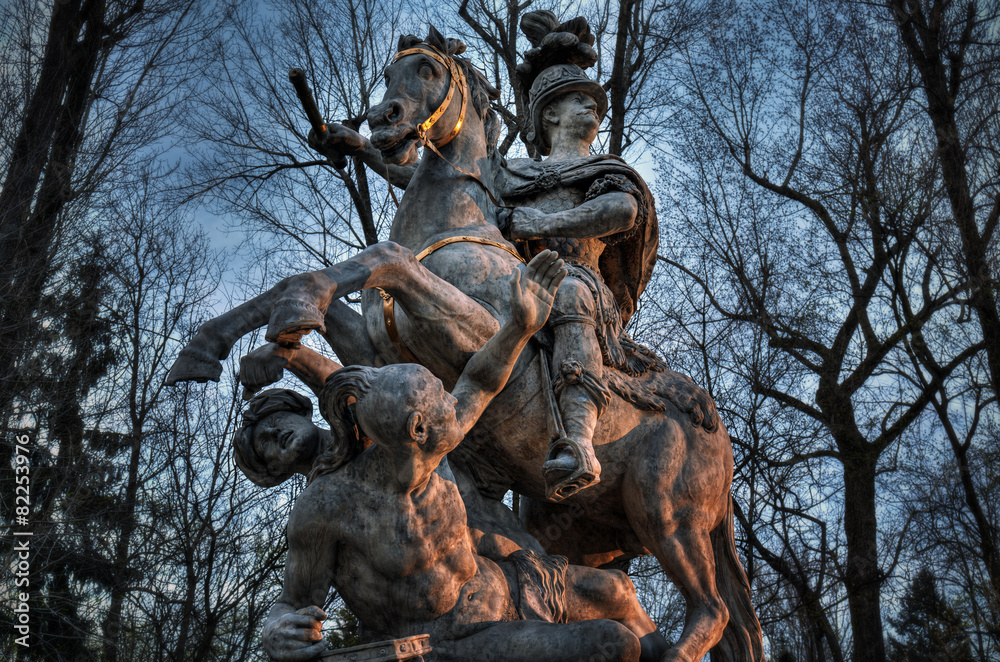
<box><xmin>367</xmin><ymin>50</ymin><xmax>458</xmax><ymax>166</ymax></box>
<box><xmin>542</xmin><ymin>91</ymin><xmax>600</xmax><ymax>147</ymax></box>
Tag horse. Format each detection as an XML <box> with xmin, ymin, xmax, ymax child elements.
<box><xmin>166</xmin><ymin>29</ymin><xmax>763</xmax><ymax>662</ymax></box>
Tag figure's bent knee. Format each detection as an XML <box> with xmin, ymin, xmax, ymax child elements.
<box><xmin>608</xmin><ymin>569</ymin><xmax>638</xmax><ymax>603</ymax></box>
<box><xmin>550</xmin><ymin>277</ymin><xmax>596</xmax><ymax>326</ymax></box>
<box><xmin>582</xmin><ymin>619</ymin><xmax>641</xmax><ymax>662</ymax></box>
<box><xmin>552</xmin><ymin>277</ymin><xmax>594</xmax><ymax>306</ymax></box>
<box><xmin>275</xmin><ymin>270</ymin><xmax>323</xmax><ymax>293</ymax></box>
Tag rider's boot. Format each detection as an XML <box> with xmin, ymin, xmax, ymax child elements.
<box><xmin>542</xmin><ymin>322</ymin><xmax>610</xmax><ymax>501</ymax></box>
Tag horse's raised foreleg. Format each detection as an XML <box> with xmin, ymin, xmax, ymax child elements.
<box><xmin>623</xmin><ymin>422</ymin><xmax>732</xmax><ymax>662</ymax></box>
<box><xmin>166</xmin><ymin>241</ymin><xmax>492</xmax><ymax>386</ymax></box>
<box><xmin>165</xmin><ymin>285</ymin><xmax>293</xmax><ymax>385</ymax></box>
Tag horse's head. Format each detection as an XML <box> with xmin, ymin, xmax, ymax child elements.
<box><xmin>368</xmin><ymin>26</ymin><xmax>500</xmax><ymax>166</ymax></box>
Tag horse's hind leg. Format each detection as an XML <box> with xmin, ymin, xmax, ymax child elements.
<box><xmin>623</xmin><ymin>424</ymin><xmax>731</xmax><ymax>662</ymax></box>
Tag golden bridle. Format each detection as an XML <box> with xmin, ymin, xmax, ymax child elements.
<box><xmin>392</xmin><ymin>44</ymin><xmax>468</xmax><ymax>148</ymax></box>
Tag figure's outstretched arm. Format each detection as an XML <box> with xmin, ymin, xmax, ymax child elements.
<box><xmin>262</xmin><ymin>504</ymin><xmax>338</xmax><ymax>661</ymax></box>
<box><xmin>452</xmin><ymin>250</ymin><xmax>566</xmax><ymax>433</ymax></box>
<box><xmin>309</xmin><ymin>124</ymin><xmax>416</xmax><ymax>190</ymax></box>
<box><xmin>508</xmin><ymin>192</ymin><xmax>638</xmax><ymax>240</ymax></box>
<box><xmin>240</xmin><ymin>343</ymin><xmax>342</xmax><ymax>400</ymax></box>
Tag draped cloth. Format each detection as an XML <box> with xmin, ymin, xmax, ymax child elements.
<box><xmin>501</xmin><ymin>155</ymin><xmax>658</xmax><ymax>326</ymax></box>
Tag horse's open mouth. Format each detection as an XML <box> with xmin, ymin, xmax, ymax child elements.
<box><xmin>371</xmin><ymin>126</ymin><xmax>419</xmax><ymax>164</ymax></box>
<box><xmin>380</xmin><ymin>135</ymin><xmax>417</xmax><ymax>161</ymax></box>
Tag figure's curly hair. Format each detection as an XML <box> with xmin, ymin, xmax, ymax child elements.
<box><xmin>310</xmin><ymin>366</ymin><xmax>376</xmax><ymax>482</ymax></box>
<box><xmin>396</xmin><ymin>27</ymin><xmax>502</xmax><ymax>154</ymax></box>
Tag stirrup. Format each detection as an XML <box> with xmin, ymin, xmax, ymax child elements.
<box><xmin>266</xmin><ymin>298</ymin><xmax>326</xmax><ymax>345</ymax></box>
<box><xmin>542</xmin><ymin>437</ymin><xmax>601</xmax><ymax>502</ymax></box>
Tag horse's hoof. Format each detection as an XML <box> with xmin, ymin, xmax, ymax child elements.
<box><xmin>165</xmin><ymin>345</ymin><xmax>224</xmax><ymax>385</ymax></box>
<box><xmin>266</xmin><ymin>299</ymin><xmax>326</xmax><ymax>345</ymax></box>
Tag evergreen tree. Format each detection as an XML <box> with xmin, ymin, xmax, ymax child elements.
<box><xmin>887</xmin><ymin>568</ymin><xmax>973</xmax><ymax>662</ymax></box>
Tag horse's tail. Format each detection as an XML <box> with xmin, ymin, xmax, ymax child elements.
<box><xmin>710</xmin><ymin>492</ymin><xmax>765</xmax><ymax>662</ymax></box>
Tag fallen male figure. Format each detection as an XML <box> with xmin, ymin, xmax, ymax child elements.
<box><xmin>248</xmin><ymin>251</ymin><xmax>667</xmax><ymax>661</ymax></box>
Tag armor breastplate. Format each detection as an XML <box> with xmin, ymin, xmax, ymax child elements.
<box><xmin>522</xmin><ymin>184</ymin><xmax>603</xmax><ymax>267</ymax></box>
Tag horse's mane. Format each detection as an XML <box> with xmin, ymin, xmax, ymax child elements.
<box><xmin>397</xmin><ymin>29</ymin><xmax>502</xmax><ymax>155</ymax></box>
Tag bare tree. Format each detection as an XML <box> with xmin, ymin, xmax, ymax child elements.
<box><xmin>659</xmin><ymin>1</ymin><xmax>987</xmax><ymax>659</ymax></box>
<box><xmin>451</xmin><ymin>0</ymin><xmax>710</xmax><ymax>159</ymax></box>
<box><xmin>887</xmin><ymin>0</ymin><xmax>1000</xmax><ymax>397</ymax></box>
<box><xmin>183</xmin><ymin>0</ymin><xmax>411</xmax><ymax>264</ymax></box>
<box><xmin>139</xmin><ymin>373</ymin><xmax>291</xmax><ymax>662</ymax></box>
<box><xmin>94</xmin><ymin>167</ymin><xmax>220</xmax><ymax>662</ymax></box>
<box><xmin>884</xmin><ymin>0</ymin><xmax>1000</xmax><ymax>629</ymax></box>
<box><xmin>0</xmin><ymin>0</ymin><xmax>212</xmax><ymax>418</ymax></box>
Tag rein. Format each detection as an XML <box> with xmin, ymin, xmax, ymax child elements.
<box><xmin>393</xmin><ymin>45</ymin><xmax>468</xmax><ymax>148</ymax></box>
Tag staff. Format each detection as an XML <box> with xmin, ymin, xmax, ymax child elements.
<box><xmin>288</xmin><ymin>68</ymin><xmax>348</xmax><ymax>169</ymax></box>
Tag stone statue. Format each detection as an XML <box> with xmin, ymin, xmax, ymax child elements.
<box><xmin>307</xmin><ymin>15</ymin><xmax>657</xmax><ymax>502</ymax></box>
<box><xmin>501</xmin><ymin>11</ymin><xmax>660</xmax><ymax>501</ymax></box>
<box><xmin>167</xmin><ymin>24</ymin><xmax>763</xmax><ymax>662</ymax></box>
<box><xmin>257</xmin><ymin>252</ymin><xmax>668</xmax><ymax>662</ymax></box>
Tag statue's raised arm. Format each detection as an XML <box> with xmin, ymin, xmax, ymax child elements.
<box><xmin>308</xmin><ymin>121</ymin><xmax>416</xmax><ymax>190</ymax></box>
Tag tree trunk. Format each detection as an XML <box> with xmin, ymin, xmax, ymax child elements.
<box><xmin>608</xmin><ymin>0</ymin><xmax>635</xmax><ymax>156</ymax></box>
<box><xmin>353</xmin><ymin>155</ymin><xmax>378</xmax><ymax>247</ymax></box>
<box><xmin>888</xmin><ymin>0</ymin><xmax>1000</xmax><ymax>396</ymax></box>
<box><xmin>841</xmin><ymin>449</ymin><xmax>885</xmax><ymax>662</ymax></box>
<box><xmin>0</xmin><ymin>0</ymin><xmax>105</xmax><ymax>414</ymax></box>
<box><xmin>938</xmin><ymin>398</ymin><xmax>1000</xmax><ymax>605</ymax></box>
<box><xmin>817</xmin><ymin>379</ymin><xmax>886</xmax><ymax>662</ymax></box>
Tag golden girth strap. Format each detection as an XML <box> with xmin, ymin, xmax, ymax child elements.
<box><xmin>378</xmin><ymin>237</ymin><xmax>526</xmax><ymax>364</ymax></box>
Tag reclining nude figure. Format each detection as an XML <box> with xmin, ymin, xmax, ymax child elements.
<box><xmin>258</xmin><ymin>252</ymin><xmax>667</xmax><ymax>662</ymax></box>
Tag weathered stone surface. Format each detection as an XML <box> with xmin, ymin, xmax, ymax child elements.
<box><xmin>168</xmin><ymin>19</ymin><xmax>764</xmax><ymax>662</ymax></box>
<box><xmin>254</xmin><ymin>255</ymin><xmax>665</xmax><ymax>662</ymax></box>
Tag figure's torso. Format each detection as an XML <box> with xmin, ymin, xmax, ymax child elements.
<box><xmin>505</xmin><ymin>158</ymin><xmax>607</xmax><ymax>270</ymax></box>
<box><xmin>316</xmin><ymin>458</ymin><xmax>512</xmax><ymax>637</ymax></box>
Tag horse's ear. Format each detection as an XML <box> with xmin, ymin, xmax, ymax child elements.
<box><xmin>426</xmin><ymin>24</ymin><xmax>447</xmax><ymax>51</ymax></box>
<box><xmin>398</xmin><ymin>34</ymin><xmax>420</xmax><ymax>52</ymax></box>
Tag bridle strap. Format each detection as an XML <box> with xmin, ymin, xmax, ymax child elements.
<box><xmin>387</xmin><ymin>45</ymin><xmax>510</xmax><ymax>211</ymax></box>
<box><xmin>393</xmin><ymin>46</ymin><xmax>468</xmax><ymax>148</ymax></box>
